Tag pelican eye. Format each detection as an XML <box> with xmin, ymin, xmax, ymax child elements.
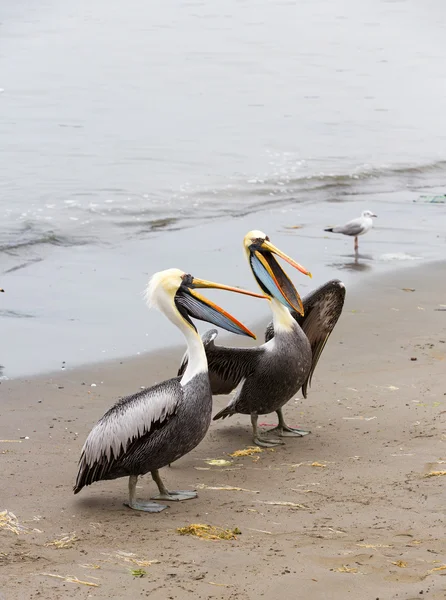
<box><xmin>181</xmin><ymin>273</ymin><xmax>194</xmax><ymax>287</ymax></box>
<box><xmin>250</xmin><ymin>237</ymin><xmax>266</xmax><ymax>249</ymax></box>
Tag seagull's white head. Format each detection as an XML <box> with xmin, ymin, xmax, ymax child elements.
<box><xmin>362</xmin><ymin>210</ymin><xmax>377</xmax><ymax>218</ymax></box>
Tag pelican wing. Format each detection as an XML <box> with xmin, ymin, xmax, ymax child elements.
<box><xmin>74</xmin><ymin>378</ymin><xmax>182</xmax><ymax>491</ymax></box>
<box><xmin>178</xmin><ymin>329</ymin><xmax>262</xmax><ymax>395</ymax></box>
<box><xmin>265</xmin><ymin>280</ymin><xmax>345</xmax><ymax>398</ymax></box>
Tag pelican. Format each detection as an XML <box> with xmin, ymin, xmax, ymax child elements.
<box><xmin>178</xmin><ymin>231</ymin><xmax>345</xmax><ymax>447</ymax></box>
<box><xmin>324</xmin><ymin>210</ymin><xmax>377</xmax><ymax>253</ymax></box>
<box><xmin>74</xmin><ymin>268</ymin><xmax>265</xmax><ymax>512</ymax></box>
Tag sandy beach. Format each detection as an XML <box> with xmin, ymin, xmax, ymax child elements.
<box><xmin>1</xmin><ymin>261</ymin><xmax>445</xmax><ymax>599</ymax></box>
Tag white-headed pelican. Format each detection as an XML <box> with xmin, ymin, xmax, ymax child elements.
<box><xmin>179</xmin><ymin>232</ymin><xmax>345</xmax><ymax>447</ymax></box>
<box><xmin>74</xmin><ymin>268</ymin><xmax>265</xmax><ymax>512</ymax></box>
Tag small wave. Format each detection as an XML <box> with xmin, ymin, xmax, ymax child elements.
<box><xmin>116</xmin><ymin>216</ymin><xmax>180</xmax><ymax>232</ymax></box>
<box><xmin>0</xmin><ymin>310</ymin><xmax>35</xmax><ymax>318</ymax></box>
<box><xmin>379</xmin><ymin>253</ymin><xmax>423</xmax><ymax>262</ymax></box>
<box><xmin>4</xmin><ymin>257</ymin><xmax>43</xmax><ymax>274</ymax></box>
<box><xmin>171</xmin><ymin>158</ymin><xmax>446</xmax><ymax>223</ymax></box>
<box><xmin>227</xmin><ymin>159</ymin><xmax>446</xmax><ymax>197</ymax></box>
<box><xmin>0</xmin><ymin>230</ymin><xmax>91</xmax><ymax>254</ymax></box>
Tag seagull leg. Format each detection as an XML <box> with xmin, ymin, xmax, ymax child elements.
<box><xmin>251</xmin><ymin>413</ymin><xmax>285</xmax><ymax>447</ymax></box>
<box><xmin>354</xmin><ymin>236</ymin><xmax>359</xmax><ymax>253</ymax></box>
<box><xmin>266</xmin><ymin>408</ymin><xmax>311</xmax><ymax>437</ymax></box>
<box><xmin>124</xmin><ymin>475</ymin><xmax>168</xmax><ymax>512</ymax></box>
<box><xmin>150</xmin><ymin>469</ymin><xmax>197</xmax><ymax>502</ymax></box>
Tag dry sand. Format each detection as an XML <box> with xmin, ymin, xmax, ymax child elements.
<box><xmin>1</xmin><ymin>262</ymin><xmax>445</xmax><ymax>600</ymax></box>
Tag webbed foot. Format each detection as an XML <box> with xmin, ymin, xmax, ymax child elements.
<box><xmin>266</xmin><ymin>425</ymin><xmax>311</xmax><ymax>438</ymax></box>
<box><xmin>124</xmin><ymin>500</ymin><xmax>168</xmax><ymax>512</ymax></box>
<box><xmin>253</xmin><ymin>435</ymin><xmax>285</xmax><ymax>448</ymax></box>
<box><xmin>151</xmin><ymin>490</ymin><xmax>197</xmax><ymax>502</ymax></box>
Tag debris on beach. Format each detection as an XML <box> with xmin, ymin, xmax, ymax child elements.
<box><xmin>401</xmin><ymin>288</ymin><xmax>416</xmax><ymax>292</ymax></box>
<box><xmin>282</xmin><ymin>461</ymin><xmax>330</xmax><ymax>469</ymax></box>
<box><xmin>424</xmin><ymin>470</ymin><xmax>446</xmax><ymax>478</ymax></box>
<box><xmin>130</xmin><ymin>568</ymin><xmax>146</xmax><ymax>578</ymax></box>
<box><xmin>196</xmin><ymin>484</ymin><xmax>259</xmax><ymax>494</ymax></box>
<box><xmin>257</xmin><ymin>500</ymin><xmax>309</xmax><ymax>510</ymax></box>
<box><xmin>45</xmin><ymin>532</ymin><xmax>78</xmax><ymax>549</ymax></box>
<box><xmin>101</xmin><ymin>551</ymin><xmax>159</xmax><ymax>568</ymax></box>
<box><xmin>247</xmin><ymin>527</ymin><xmax>273</xmax><ymax>535</ymax></box>
<box><xmin>413</xmin><ymin>194</ymin><xmax>446</xmax><ymax>204</ymax></box>
<box><xmin>177</xmin><ymin>524</ymin><xmax>241</xmax><ymax>541</ymax></box>
<box><xmin>429</xmin><ymin>564</ymin><xmax>446</xmax><ymax>573</ymax></box>
<box><xmin>391</xmin><ymin>561</ymin><xmax>408</xmax><ymax>568</ymax></box>
<box><xmin>343</xmin><ymin>416</ymin><xmax>377</xmax><ymax>421</ymax></box>
<box><xmin>0</xmin><ymin>510</ymin><xmax>34</xmax><ymax>535</ymax></box>
<box><xmin>357</xmin><ymin>543</ymin><xmax>393</xmax><ymax>549</ymax></box>
<box><xmin>229</xmin><ymin>446</ymin><xmax>263</xmax><ymax>457</ymax></box>
<box><xmin>40</xmin><ymin>573</ymin><xmax>100</xmax><ymax>587</ymax></box>
<box><xmin>203</xmin><ymin>459</ymin><xmax>233</xmax><ymax>466</ymax></box>
<box><xmin>335</xmin><ymin>565</ymin><xmax>358</xmax><ymax>573</ymax></box>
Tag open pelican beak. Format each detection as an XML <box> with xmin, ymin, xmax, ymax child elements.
<box><xmin>260</xmin><ymin>240</ymin><xmax>312</xmax><ymax>278</ymax></box>
<box><xmin>190</xmin><ymin>277</ymin><xmax>267</xmax><ymax>298</ymax></box>
<box><xmin>175</xmin><ymin>277</ymin><xmax>267</xmax><ymax>339</ymax></box>
<box><xmin>249</xmin><ymin>240</ymin><xmax>312</xmax><ymax>316</ymax></box>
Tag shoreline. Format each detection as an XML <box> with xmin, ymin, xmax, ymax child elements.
<box><xmin>1</xmin><ymin>260</ymin><xmax>445</xmax><ymax>599</ymax></box>
<box><xmin>2</xmin><ymin>256</ymin><xmax>443</xmax><ymax>385</ymax></box>
<box><xmin>2</xmin><ymin>192</ymin><xmax>445</xmax><ymax>380</ymax></box>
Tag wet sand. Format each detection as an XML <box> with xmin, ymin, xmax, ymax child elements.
<box><xmin>1</xmin><ymin>262</ymin><xmax>445</xmax><ymax>599</ymax></box>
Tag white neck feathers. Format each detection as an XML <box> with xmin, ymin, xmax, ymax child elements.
<box><xmin>180</xmin><ymin>327</ymin><xmax>208</xmax><ymax>385</ymax></box>
<box><xmin>145</xmin><ymin>271</ymin><xmax>208</xmax><ymax>386</ymax></box>
<box><xmin>270</xmin><ymin>298</ymin><xmax>295</xmax><ymax>333</ymax></box>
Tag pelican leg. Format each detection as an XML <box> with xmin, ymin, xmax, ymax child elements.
<box><xmin>124</xmin><ymin>475</ymin><xmax>168</xmax><ymax>512</ymax></box>
<box><xmin>265</xmin><ymin>409</ymin><xmax>311</xmax><ymax>437</ymax></box>
<box><xmin>150</xmin><ymin>469</ymin><xmax>197</xmax><ymax>502</ymax></box>
<box><xmin>251</xmin><ymin>414</ymin><xmax>285</xmax><ymax>447</ymax></box>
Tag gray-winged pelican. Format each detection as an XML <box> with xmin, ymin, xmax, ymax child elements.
<box><xmin>74</xmin><ymin>268</ymin><xmax>265</xmax><ymax>512</ymax></box>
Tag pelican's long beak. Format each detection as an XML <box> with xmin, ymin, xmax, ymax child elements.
<box><xmin>190</xmin><ymin>278</ymin><xmax>267</xmax><ymax>298</ymax></box>
<box><xmin>176</xmin><ymin>277</ymin><xmax>267</xmax><ymax>339</ymax></box>
<box><xmin>260</xmin><ymin>240</ymin><xmax>312</xmax><ymax>278</ymax></box>
<box><xmin>249</xmin><ymin>240</ymin><xmax>312</xmax><ymax>316</ymax></box>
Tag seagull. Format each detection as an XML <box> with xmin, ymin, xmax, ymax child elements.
<box><xmin>324</xmin><ymin>210</ymin><xmax>377</xmax><ymax>253</ymax></box>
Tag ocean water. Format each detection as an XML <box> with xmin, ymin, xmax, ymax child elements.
<box><xmin>1</xmin><ymin>0</ymin><xmax>446</xmax><ymax>378</ymax></box>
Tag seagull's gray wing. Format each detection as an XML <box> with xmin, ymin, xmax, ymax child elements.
<box><xmin>265</xmin><ymin>280</ymin><xmax>345</xmax><ymax>398</ymax></box>
<box><xmin>178</xmin><ymin>329</ymin><xmax>262</xmax><ymax>395</ymax></box>
<box><xmin>333</xmin><ymin>218</ymin><xmax>365</xmax><ymax>236</ymax></box>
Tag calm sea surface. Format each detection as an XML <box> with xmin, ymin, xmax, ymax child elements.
<box><xmin>1</xmin><ymin>0</ymin><xmax>446</xmax><ymax>378</ymax></box>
